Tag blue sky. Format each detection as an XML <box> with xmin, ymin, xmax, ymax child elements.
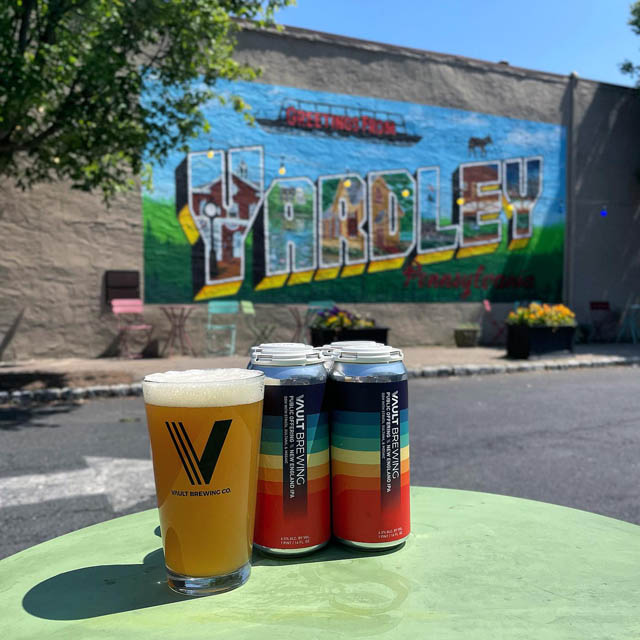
<box><xmin>276</xmin><ymin>0</ymin><xmax>640</xmax><ymax>87</ymax></box>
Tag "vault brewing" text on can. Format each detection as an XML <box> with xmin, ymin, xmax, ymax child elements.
<box><xmin>249</xmin><ymin>345</ymin><xmax>330</xmax><ymax>555</ymax></box>
<box><xmin>329</xmin><ymin>344</ymin><xmax>410</xmax><ymax>549</ymax></box>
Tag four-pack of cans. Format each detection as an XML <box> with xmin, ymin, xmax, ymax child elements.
<box><xmin>249</xmin><ymin>340</ymin><xmax>410</xmax><ymax>554</ymax></box>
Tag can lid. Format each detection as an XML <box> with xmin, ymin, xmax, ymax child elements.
<box><xmin>316</xmin><ymin>344</ymin><xmax>336</xmax><ymax>358</ymax></box>
<box><xmin>319</xmin><ymin>341</ymin><xmax>382</xmax><ymax>357</ymax></box>
<box><xmin>329</xmin><ymin>340</ymin><xmax>383</xmax><ymax>347</ymax></box>
<box><xmin>251</xmin><ymin>346</ymin><xmax>323</xmax><ymax>366</ymax></box>
<box><xmin>312</xmin><ymin>346</ymin><xmax>333</xmax><ymax>362</ymax></box>
<box><xmin>333</xmin><ymin>344</ymin><xmax>404</xmax><ymax>364</ymax></box>
<box><xmin>250</xmin><ymin>342</ymin><xmax>308</xmax><ymax>354</ymax></box>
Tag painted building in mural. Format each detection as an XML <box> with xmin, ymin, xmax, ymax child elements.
<box><xmin>143</xmin><ymin>80</ymin><xmax>566</xmax><ymax>305</ymax></box>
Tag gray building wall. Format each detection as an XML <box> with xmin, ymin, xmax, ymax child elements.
<box><xmin>0</xmin><ymin>182</ymin><xmax>143</xmax><ymax>360</ymax></box>
<box><xmin>1</xmin><ymin>25</ymin><xmax>639</xmax><ymax>359</ymax></box>
<box><xmin>569</xmin><ymin>79</ymin><xmax>640</xmax><ymax>320</ymax></box>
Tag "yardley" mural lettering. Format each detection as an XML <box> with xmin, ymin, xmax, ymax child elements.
<box><xmin>175</xmin><ymin>147</ymin><xmax>542</xmax><ymax>301</ymax></box>
<box><xmin>142</xmin><ymin>80</ymin><xmax>565</xmax><ymax>304</ymax></box>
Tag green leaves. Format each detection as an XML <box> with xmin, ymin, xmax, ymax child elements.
<box><xmin>0</xmin><ymin>0</ymin><xmax>293</xmax><ymax>202</ymax></box>
<box><xmin>623</xmin><ymin>2</ymin><xmax>640</xmax><ymax>85</ymax></box>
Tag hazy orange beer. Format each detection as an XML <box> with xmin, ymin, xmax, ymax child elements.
<box><xmin>143</xmin><ymin>369</ymin><xmax>264</xmax><ymax>595</ymax></box>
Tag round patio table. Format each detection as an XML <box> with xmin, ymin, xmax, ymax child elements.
<box><xmin>2</xmin><ymin>487</ymin><xmax>639</xmax><ymax>639</ymax></box>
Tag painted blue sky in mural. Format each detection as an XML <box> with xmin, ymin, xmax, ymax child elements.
<box><xmin>145</xmin><ymin>79</ymin><xmax>565</xmax><ymax>230</ymax></box>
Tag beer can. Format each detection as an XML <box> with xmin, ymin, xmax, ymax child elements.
<box><xmin>248</xmin><ymin>346</ymin><xmax>330</xmax><ymax>555</ymax></box>
<box><xmin>329</xmin><ymin>344</ymin><xmax>410</xmax><ymax>549</ymax></box>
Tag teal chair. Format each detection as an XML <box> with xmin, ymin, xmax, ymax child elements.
<box><xmin>241</xmin><ymin>300</ymin><xmax>276</xmax><ymax>348</ymax></box>
<box><xmin>616</xmin><ymin>303</ymin><xmax>640</xmax><ymax>344</ymax></box>
<box><xmin>206</xmin><ymin>301</ymin><xmax>239</xmax><ymax>356</ymax></box>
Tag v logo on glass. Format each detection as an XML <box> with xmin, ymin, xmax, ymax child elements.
<box><xmin>165</xmin><ymin>420</ymin><xmax>232</xmax><ymax>485</ymax></box>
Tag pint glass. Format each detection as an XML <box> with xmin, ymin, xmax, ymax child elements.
<box><xmin>142</xmin><ymin>368</ymin><xmax>265</xmax><ymax>596</ymax></box>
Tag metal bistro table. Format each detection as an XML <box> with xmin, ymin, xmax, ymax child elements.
<box><xmin>160</xmin><ymin>305</ymin><xmax>196</xmax><ymax>357</ymax></box>
<box><xmin>1</xmin><ymin>487</ymin><xmax>639</xmax><ymax>639</ymax></box>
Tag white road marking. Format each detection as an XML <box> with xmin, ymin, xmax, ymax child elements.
<box><xmin>0</xmin><ymin>457</ymin><xmax>156</xmax><ymax>512</ymax></box>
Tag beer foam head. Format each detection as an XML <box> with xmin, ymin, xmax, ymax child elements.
<box><xmin>142</xmin><ymin>369</ymin><xmax>264</xmax><ymax>407</ymax></box>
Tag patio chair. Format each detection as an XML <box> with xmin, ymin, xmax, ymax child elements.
<box><xmin>0</xmin><ymin>307</ymin><xmax>25</xmax><ymax>361</ymax></box>
<box><xmin>589</xmin><ymin>301</ymin><xmax>618</xmax><ymax>342</ymax></box>
<box><xmin>616</xmin><ymin>302</ymin><xmax>640</xmax><ymax>344</ymax></box>
<box><xmin>110</xmin><ymin>298</ymin><xmax>154</xmax><ymax>358</ymax></box>
<box><xmin>104</xmin><ymin>270</ymin><xmax>140</xmax><ymax>306</ymax></box>
<box><xmin>288</xmin><ymin>306</ymin><xmax>305</xmax><ymax>343</ymax></box>
<box><xmin>241</xmin><ymin>300</ymin><xmax>276</xmax><ymax>349</ymax></box>
<box><xmin>205</xmin><ymin>301</ymin><xmax>239</xmax><ymax>356</ymax></box>
<box><xmin>482</xmin><ymin>299</ymin><xmax>505</xmax><ymax>345</ymax></box>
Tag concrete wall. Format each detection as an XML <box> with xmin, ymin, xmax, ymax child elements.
<box><xmin>569</xmin><ymin>79</ymin><xmax>640</xmax><ymax>320</ymax></box>
<box><xmin>1</xmin><ymin>25</ymin><xmax>639</xmax><ymax>359</ymax></box>
<box><xmin>0</xmin><ymin>182</ymin><xmax>143</xmax><ymax>360</ymax></box>
<box><xmin>235</xmin><ymin>26</ymin><xmax>569</xmax><ymax>125</ymax></box>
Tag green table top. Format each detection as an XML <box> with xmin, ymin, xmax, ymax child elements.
<box><xmin>2</xmin><ymin>486</ymin><xmax>639</xmax><ymax>639</ymax></box>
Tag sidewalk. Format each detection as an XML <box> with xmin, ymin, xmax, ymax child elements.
<box><xmin>1</xmin><ymin>343</ymin><xmax>639</xmax><ymax>403</ymax></box>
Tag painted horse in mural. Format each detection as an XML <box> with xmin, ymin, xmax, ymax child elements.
<box><xmin>467</xmin><ymin>135</ymin><xmax>493</xmax><ymax>157</ymax></box>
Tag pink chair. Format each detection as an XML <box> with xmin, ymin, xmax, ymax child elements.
<box><xmin>110</xmin><ymin>298</ymin><xmax>153</xmax><ymax>358</ymax></box>
<box><xmin>483</xmin><ymin>299</ymin><xmax>506</xmax><ymax>345</ymax></box>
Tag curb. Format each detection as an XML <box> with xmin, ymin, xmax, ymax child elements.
<box><xmin>405</xmin><ymin>355</ymin><xmax>640</xmax><ymax>379</ymax></box>
<box><xmin>1</xmin><ymin>356</ymin><xmax>639</xmax><ymax>407</ymax></box>
<box><xmin>0</xmin><ymin>383</ymin><xmax>143</xmax><ymax>407</ymax></box>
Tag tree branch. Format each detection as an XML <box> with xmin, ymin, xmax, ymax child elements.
<box><xmin>17</xmin><ymin>0</ymin><xmax>36</xmax><ymax>55</ymax></box>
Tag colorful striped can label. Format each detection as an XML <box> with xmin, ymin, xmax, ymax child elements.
<box><xmin>254</xmin><ymin>383</ymin><xmax>330</xmax><ymax>550</ymax></box>
<box><xmin>331</xmin><ymin>380</ymin><xmax>410</xmax><ymax>545</ymax></box>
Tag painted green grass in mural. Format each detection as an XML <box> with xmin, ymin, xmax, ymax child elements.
<box><xmin>143</xmin><ymin>196</ymin><xmax>192</xmax><ymax>303</ymax></box>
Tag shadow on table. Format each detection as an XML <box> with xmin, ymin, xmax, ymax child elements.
<box><xmin>251</xmin><ymin>541</ymin><xmax>404</xmax><ymax>566</ymax></box>
<box><xmin>22</xmin><ymin>548</ymin><xmax>184</xmax><ymax>620</ymax></box>
<box><xmin>23</xmin><ymin>527</ymin><xmax>405</xmax><ymax>620</ymax></box>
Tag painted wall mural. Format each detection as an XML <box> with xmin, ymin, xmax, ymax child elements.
<box><xmin>143</xmin><ymin>81</ymin><xmax>566</xmax><ymax>303</ymax></box>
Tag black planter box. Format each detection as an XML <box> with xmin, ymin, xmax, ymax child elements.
<box><xmin>506</xmin><ymin>324</ymin><xmax>576</xmax><ymax>359</ymax></box>
<box><xmin>310</xmin><ymin>327</ymin><xmax>389</xmax><ymax>347</ymax></box>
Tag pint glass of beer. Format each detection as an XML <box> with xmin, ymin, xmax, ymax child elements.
<box><xmin>142</xmin><ymin>368</ymin><xmax>265</xmax><ymax>596</ymax></box>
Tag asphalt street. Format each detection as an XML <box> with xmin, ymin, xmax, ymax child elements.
<box><xmin>0</xmin><ymin>367</ymin><xmax>638</xmax><ymax>559</ymax></box>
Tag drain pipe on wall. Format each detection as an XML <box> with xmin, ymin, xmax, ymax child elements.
<box><xmin>564</xmin><ymin>71</ymin><xmax>578</xmax><ymax>310</ymax></box>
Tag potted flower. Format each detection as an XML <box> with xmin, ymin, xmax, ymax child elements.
<box><xmin>506</xmin><ymin>303</ymin><xmax>577</xmax><ymax>359</ymax></box>
<box><xmin>309</xmin><ymin>306</ymin><xmax>388</xmax><ymax>346</ymax></box>
<box><xmin>453</xmin><ymin>323</ymin><xmax>481</xmax><ymax>347</ymax></box>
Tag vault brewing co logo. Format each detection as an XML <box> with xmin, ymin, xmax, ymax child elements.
<box><xmin>165</xmin><ymin>420</ymin><xmax>231</xmax><ymax>485</ymax></box>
